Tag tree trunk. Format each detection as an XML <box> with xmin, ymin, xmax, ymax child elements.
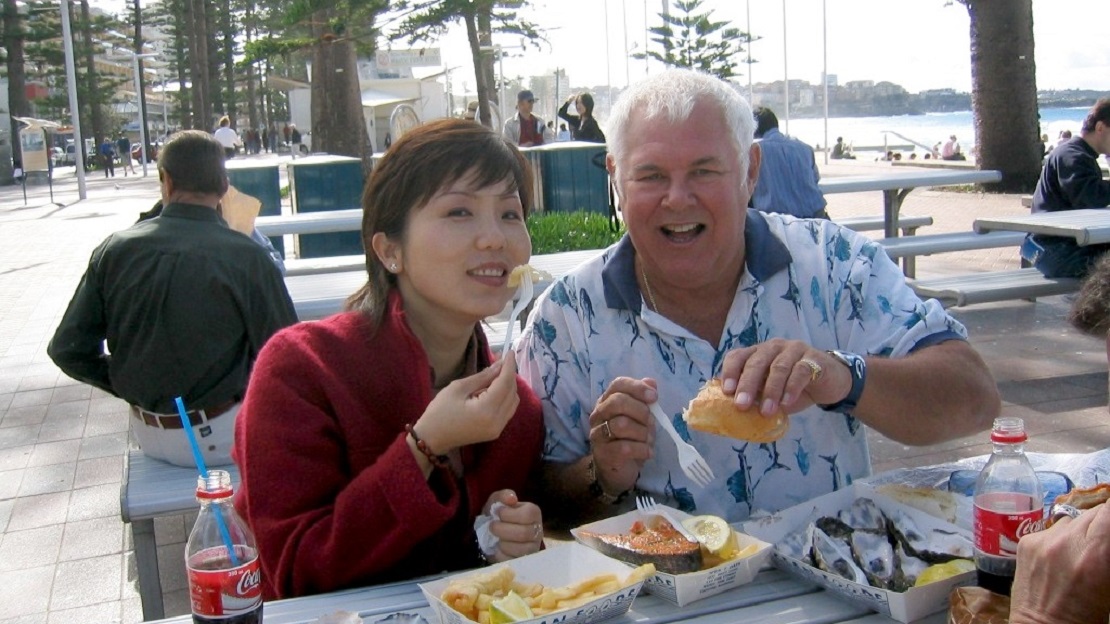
<box><xmin>965</xmin><ymin>0</ymin><xmax>1041</xmax><ymax>192</ymax></box>
<box><xmin>477</xmin><ymin>5</ymin><xmax>498</xmax><ymax>127</ymax></box>
<box><xmin>133</xmin><ymin>0</ymin><xmax>151</xmax><ymax>160</ymax></box>
<box><xmin>221</xmin><ymin>0</ymin><xmax>236</xmax><ymax>126</ymax></box>
<box><xmin>186</xmin><ymin>0</ymin><xmax>209</xmax><ymax>129</ymax></box>
<box><xmin>3</xmin><ymin>0</ymin><xmax>30</xmax><ymax>166</ymax></box>
<box><xmin>79</xmin><ymin>0</ymin><xmax>104</xmax><ymax>150</ymax></box>
<box><xmin>309</xmin><ymin>8</ymin><xmax>371</xmax><ymax>170</ymax></box>
<box><xmin>244</xmin><ymin>0</ymin><xmax>259</xmax><ymax>129</ymax></box>
<box><xmin>463</xmin><ymin>11</ymin><xmax>490</xmax><ymax>128</ymax></box>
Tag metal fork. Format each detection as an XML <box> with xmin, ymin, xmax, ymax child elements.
<box><xmin>500</xmin><ymin>269</ymin><xmax>534</xmax><ymax>360</ymax></box>
<box><xmin>647</xmin><ymin>401</ymin><xmax>715</xmax><ymax>487</ymax></box>
<box><xmin>635</xmin><ymin>494</ymin><xmax>699</xmax><ymax>542</ymax></box>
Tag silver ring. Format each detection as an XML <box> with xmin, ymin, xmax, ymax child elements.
<box><xmin>602</xmin><ymin>420</ymin><xmax>613</xmax><ymax>439</ymax></box>
<box><xmin>533</xmin><ymin>523</ymin><xmax>542</xmax><ymax>540</ymax></box>
<box><xmin>799</xmin><ymin>358</ymin><xmax>824</xmax><ymax>382</ymax></box>
<box><xmin>1051</xmin><ymin>503</ymin><xmax>1081</xmax><ymax>522</ymax></box>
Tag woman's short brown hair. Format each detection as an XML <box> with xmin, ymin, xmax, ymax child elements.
<box><xmin>345</xmin><ymin>118</ymin><xmax>533</xmax><ymax>325</ymax></box>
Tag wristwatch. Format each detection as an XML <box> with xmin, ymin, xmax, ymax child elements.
<box><xmin>819</xmin><ymin>350</ymin><xmax>866</xmax><ymax>414</ymax></box>
<box><xmin>587</xmin><ymin>458</ymin><xmax>630</xmax><ymax>505</ymax></box>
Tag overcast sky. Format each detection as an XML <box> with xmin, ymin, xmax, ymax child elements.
<box><xmin>92</xmin><ymin>0</ymin><xmax>1110</xmax><ymax>94</ymax></box>
<box><xmin>427</xmin><ymin>0</ymin><xmax>1110</xmax><ymax>94</ymax></box>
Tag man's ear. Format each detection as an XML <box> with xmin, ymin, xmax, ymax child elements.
<box><xmin>747</xmin><ymin>143</ymin><xmax>762</xmax><ymax>193</ymax></box>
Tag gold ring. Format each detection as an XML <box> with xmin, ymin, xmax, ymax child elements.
<box><xmin>799</xmin><ymin>358</ymin><xmax>823</xmax><ymax>382</ymax></box>
<box><xmin>602</xmin><ymin>420</ymin><xmax>613</xmax><ymax>439</ymax></box>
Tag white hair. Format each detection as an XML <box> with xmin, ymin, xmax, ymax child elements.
<box><xmin>605</xmin><ymin>68</ymin><xmax>755</xmax><ymax>176</ymax></box>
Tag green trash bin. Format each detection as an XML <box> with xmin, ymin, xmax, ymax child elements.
<box><xmin>533</xmin><ymin>142</ymin><xmax>609</xmax><ymax>215</ymax></box>
<box><xmin>226</xmin><ymin>160</ymin><xmax>283</xmax><ymax>257</ymax></box>
<box><xmin>288</xmin><ymin>155</ymin><xmax>366</xmax><ymax>258</ymax></box>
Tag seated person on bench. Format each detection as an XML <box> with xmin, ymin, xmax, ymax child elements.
<box><xmin>1024</xmin><ymin>98</ymin><xmax>1110</xmax><ymax>279</ymax></box>
<box><xmin>47</xmin><ymin>131</ymin><xmax>297</xmax><ymax>467</ymax></box>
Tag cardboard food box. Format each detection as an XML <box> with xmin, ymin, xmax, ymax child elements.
<box><xmin>741</xmin><ymin>482</ymin><xmax>975</xmax><ymax>623</ymax></box>
<box><xmin>570</xmin><ymin>508</ymin><xmax>772</xmax><ymax>607</ymax></box>
<box><xmin>419</xmin><ymin>542</ymin><xmax>646</xmax><ymax>624</ymax></box>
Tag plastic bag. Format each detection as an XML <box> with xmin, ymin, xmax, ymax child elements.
<box><xmin>948</xmin><ymin>586</ymin><xmax>1010</xmax><ymax>624</ymax></box>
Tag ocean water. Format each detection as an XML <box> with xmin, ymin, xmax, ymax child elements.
<box><xmin>781</xmin><ymin>107</ymin><xmax>1088</xmax><ymax>158</ymax></box>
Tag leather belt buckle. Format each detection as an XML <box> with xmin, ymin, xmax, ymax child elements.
<box><xmin>130</xmin><ymin>398</ymin><xmax>239</xmax><ymax>431</ymax></box>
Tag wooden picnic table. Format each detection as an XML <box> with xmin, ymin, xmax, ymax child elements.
<box><xmin>973</xmin><ymin>208</ymin><xmax>1110</xmax><ymax>246</ymax></box>
<box><xmin>819</xmin><ymin>169</ymin><xmax>1002</xmax><ymax>238</ymax></box>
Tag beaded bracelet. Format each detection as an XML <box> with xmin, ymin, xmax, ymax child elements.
<box><xmin>405</xmin><ymin>424</ymin><xmax>450</xmax><ymax>469</ymax></box>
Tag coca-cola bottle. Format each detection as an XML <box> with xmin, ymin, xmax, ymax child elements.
<box><xmin>972</xmin><ymin>416</ymin><xmax>1042</xmax><ymax>596</ymax></box>
<box><xmin>185</xmin><ymin>470</ymin><xmax>263</xmax><ymax>624</ymax></box>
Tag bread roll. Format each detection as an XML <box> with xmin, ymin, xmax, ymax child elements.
<box><xmin>682</xmin><ymin>379</ymin><xmax>789</xmax><ymax>443</ymax></box>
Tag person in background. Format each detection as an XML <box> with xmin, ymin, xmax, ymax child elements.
<box><xmin>558</xmin><ymin>92</ymin><xmax>606</xmax><ymax>143</ymax></box>
<box><xmin>290</xmin><ymin>123</ymin><xmax>303</xmax><ymax>157</ymax></box>
<box><xmin>1041</xmin><ymin>133</ymin><xmax>1050</xmax><ymax>158</ymax></box>
<box><xmin>47</xmin><ymin>130</ymin><xmax>297</xmax><ymax>468</ymax></box>
<box><xmin>116</xmin><ymin>134</ymin><xmax>135</xmax><ymax>175</ymax></box>
<box><xmin>213</xmin><ymin>116</ymin><xmax>240</xmax><ymax>159</ymax></box>
<box><xmin>831</xmin><ymin>136</ymin><xmax>854</xmax><ymax>160</ymax></box>
<box><xmin>749</xmin><ymin>105</ymin><xmax>828</xmax><ymax>219</ymax></box>
<box><xmin>234</xmin><ymin>118</ymin><xmax>545</xmax><ymax>599</ymax></box>
<box><xmin>557</xmin><ymin>123</ymin><xmax>571</xmax><ymax>142</ymax></box>
<box><xmin>1058</xmin><ymin>129</ymin><xmax>1073</xmax><ymax>148</ymax></box>
<box><xmin>503</xmin><ymin>89</ymin><xmax>554</xmax><ymax>147</ymax></box>
<box><xmin>515</xmin><ymin>68</ymin><xmax>999</xmax><ymax>527</ymax></box>
<box><xmin>99</xmin><ymin>137</ymin><xmax>115</xmax><ymax>178</ymax></box>
<box><xmin>1009</xmin><ymin>502</ymin><xmax>1110</xmax><ymax>622</ymax></box>
<box><xmin>1023</xmin><ymin>98</ymin><xmax>1110</xmax><ymax>279</ymax></box>
<box><xmin>942</xmin><ymin>135</ymin><xmax>964</xmax><ymax>160</ymax></box>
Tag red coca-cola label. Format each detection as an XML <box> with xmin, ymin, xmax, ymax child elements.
<box><xmin>974</xmin><ymin>493</ymin><xmax>1043</xmax><ymax>557</ymax></box>
<box><xmin>187</xmin><ymin>546</ymin><xmax>262</xmax><ymax>618</ymax></box>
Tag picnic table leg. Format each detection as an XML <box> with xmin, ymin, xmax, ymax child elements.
<box><xmin>132</xmin><ymin>518</ymin><xmax>166</xmax><ymax>621</ymax></box>
<box><xmin>884</xmin><ymin>188</ymin><xmax>917</xmax><ymax>275</ymax></box>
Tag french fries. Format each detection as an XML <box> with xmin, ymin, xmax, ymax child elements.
<box><xmin>440</xmin><ymin>563</ymin><xmax>655</xmax><ymax>623</ymax></box>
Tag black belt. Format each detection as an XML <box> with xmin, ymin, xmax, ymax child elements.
<box><xmin>129</xmin><ymin>398</ymin><xmax>240</xmax><ymax>430</ymax></box>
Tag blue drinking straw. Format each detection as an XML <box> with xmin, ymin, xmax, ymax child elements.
<box><xmin>175</xmin><ymin>396</ymin><xmax>240</xmax><ymax>566</ymax></box>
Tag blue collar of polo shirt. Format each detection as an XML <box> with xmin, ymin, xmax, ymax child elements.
<box><xmin>602</xmin><ymin>208</ymin><xmax>793</xmax><ymax>313</ymax></box>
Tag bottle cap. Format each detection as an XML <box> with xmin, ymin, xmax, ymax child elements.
<box><xmin>195</xmin><ymin>469</ymin><xmax>234</xmax><ymax>499</ymax></box>
<box><xmin>989</xmin><ymin>416</ymin><xmax>1027</xmax><ymax>444</ymax></box>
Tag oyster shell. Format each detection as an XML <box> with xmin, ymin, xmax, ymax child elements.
<box><xmin>885</xmin><ymin>507</ymin><xmax>973</xmax><ymax>564</ymax></box>
<box><xmin>848</xmin><ymin>529</ymin><xmax>896</xmax><ymax>589</ymax></box>
<box><xmin>839</xmin><ymin>497</ymin><xmax>887</xmax><ymax>533</ymax></box>
<box><xmin>810</xmin><ymin>526</ymin><xmax>868</xmax><ymax>585</ymax></box>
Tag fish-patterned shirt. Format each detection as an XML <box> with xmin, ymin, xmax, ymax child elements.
<box><xmin>514</xmin><ymin>209</ymin><xmax>965</xmax><ymax>523</ymax></box>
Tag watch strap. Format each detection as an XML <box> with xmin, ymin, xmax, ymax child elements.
<box><xmin>587</xmin><ymin>458</ymin><xmax>630</xmax><ymax>505</ymax></box>
<box><xmin>819</xmin><ymin>350</ymin><xmax>866</xmax><ymax>414</ymax></box>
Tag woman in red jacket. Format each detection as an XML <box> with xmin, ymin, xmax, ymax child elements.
<box><xmin>233</xmin><ymin>118</ymin><xmax>545</xmax><ymax>599</ymax></box>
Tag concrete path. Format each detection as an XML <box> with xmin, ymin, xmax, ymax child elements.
<box><xmin>0</xmin><ymin>156</ymin><xmax>1106</xmax><ymax>623</ymax></box>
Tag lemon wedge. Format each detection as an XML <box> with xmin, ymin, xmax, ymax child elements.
<box><xmin>681</xmin><ymin>515</ymin><xmax>739</xmax><ymax>559</ymax></box>
<box><xmin>489</xmin><ymin>590</ymin><xmax>534</xmax><ymax>624</ymax></box>
<box><xmin>914</xmin><ymin>559</ymin><xmax>976</xmax><ymax>587</ymax></box>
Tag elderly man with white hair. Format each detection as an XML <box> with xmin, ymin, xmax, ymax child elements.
<box><xmin>515</xmin><ymin>68</ymin><xmax>1000</xmax><ymax>526</ymax></box>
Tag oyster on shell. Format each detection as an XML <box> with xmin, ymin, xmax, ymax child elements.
<box><xmin>810</xmin><ymin>526</ymin><xmax>868</xmax><ymax>585</ymax></box>
<box><xmin>848</xmin><ymin>529</ymin><xmax>896</xmax><ymax>589</ymax></box>
<box><xmin>885</xmin><ymin>507</ymin><xmax>973</xmax><ymax>564</ymax></box>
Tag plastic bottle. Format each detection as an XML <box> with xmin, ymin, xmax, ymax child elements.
<box><xmin>972</xmin><ymin>417</ymin><xmax>1042</xmax><ymax>596</ymax></box>
<box><xmin>185</xmin><ymin>470</ymin><xmax>263</xmax><ymax>624</ymax></box>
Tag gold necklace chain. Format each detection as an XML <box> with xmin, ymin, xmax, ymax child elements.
<box><xmin>640</xmin><ymin>262</ymin><xmax>659</xmax><ymax>312</ymax></box>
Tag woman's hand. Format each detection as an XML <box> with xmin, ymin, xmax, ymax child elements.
<box><xmin>413</xmin><ymin>352</ymin><xmax>521</xmax><ymax>455</ymax></box>
<box><xmin>485</xmin><ymin>489</ymin><xmax>543</xmax><ymax>562</ymax></box>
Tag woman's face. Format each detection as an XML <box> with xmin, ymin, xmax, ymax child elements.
<box><xmin>575</xmin><ymin>97</ymin><xmax>588</xmax><ymax>117</ymax></box>
<box><xmin>382</xmin><ymin>173</ymin><xmax>531</xmax><ymax>328</ymax></box>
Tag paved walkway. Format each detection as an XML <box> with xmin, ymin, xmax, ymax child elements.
<box><xmin>0</xmin><ymin>157</ymin><xmax>1106</xmax><ymax>623</ymax></box>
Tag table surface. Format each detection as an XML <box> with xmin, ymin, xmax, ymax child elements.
<box><xmin>973</xmin><ymin>208</ymin><xmax>1110</xmax><ymax>246</ymax></box>
<box><xmin>819</xmin><ymin>169</ymin><xmax>1002</xmax><ymax>194</ymax></box>
<box><xmin>146</xmin><ymin>563</ymin><xmax>947</xmax><ymax>624</ymax></box>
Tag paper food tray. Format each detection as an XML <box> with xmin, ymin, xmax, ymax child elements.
<box><xmin>571</xmin><ymin>508</ymin><xmax>772</xmax><ymax>607</ymax></box>
<box><xmin>419</xmin><ymin>542</ymin><xmax>645</xmax><ymax>624</ymax></box>
<box><xmin>741</xmin><ymin>482</ymin><xmax>975</xmax><ymax>623</ymax></box>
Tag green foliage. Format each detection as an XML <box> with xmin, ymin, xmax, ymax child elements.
<box><xmin>635</xmin><ymin>0</ymin><xmax>754</xmax><ymax>80</ymax></box>
<box><xmin>527</xmin><ymin>211</ymin><xmax>624</xmax><ymax>255</ymax></box>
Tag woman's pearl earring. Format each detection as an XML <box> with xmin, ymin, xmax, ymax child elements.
<box><xmin>389</xmin><ymin>263</ymin><xmax>398</xmax><ymax>272</ymax></box>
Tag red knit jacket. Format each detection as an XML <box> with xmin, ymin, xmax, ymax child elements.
<box><xmin>233</xmin><ymin>293</ymin><xmax>544</xmax><ymax>599</ymax></box>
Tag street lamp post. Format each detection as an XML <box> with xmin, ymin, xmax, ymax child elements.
<box><xmin>59</xmin><ymin>0</ymin><xmax>86</xmax><ymax>198</ymax></box>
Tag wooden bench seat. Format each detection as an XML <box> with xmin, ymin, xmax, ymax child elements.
<box><xmin>121</xmin><ymin>450</ymin><xmax>241</xmax><ymax>620</ymax></box>
<box><xmin>878</xmin><ymin>230</ymin><xmax>1026</xmax><ymax>278</ymax></box>
<box><xmin>836</xmin><ymin>214</ymin><xmax>933</xmax><ymax>235</ymax></box>
<box><xmin>909</xmin><ymin>268</ymin><xmax>1079</xmax><ymax>308</ymax></box>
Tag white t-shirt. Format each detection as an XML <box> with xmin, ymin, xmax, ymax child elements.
<box><xmin>214</xmin><ymin>127</ymin><xmax>239</xmax><ymax>149</ymax></box>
